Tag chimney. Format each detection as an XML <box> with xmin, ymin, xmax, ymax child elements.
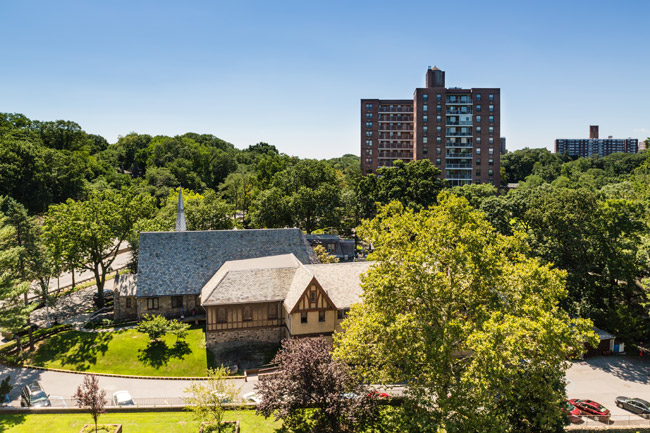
<box><xmin>426</xmin><ymin>66</ymin><xmax>445</xmax><ymax>88</ymax></box>
<box><xmin>176</xmin><ymin>188</ymin><xmax>186</xmax><ymax>232</ymax></box>
<box><xmin>589</xmin><ymin>125</ymin><xmax>599</xmax><ymax>139</ymax></box>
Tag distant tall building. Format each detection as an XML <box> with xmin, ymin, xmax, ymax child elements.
<box><xmin>555</xmin><ymin>126</ymin><xmax>638</xmax><ymax>157</ymax></box>
<box><xmin>500</xmin><ymin>137</ymin><xmax>506</xmax><ymax>154</ymax></box>
<box><xmin>361</xmin><ymin>67</ymin><xmax>501</xmax><ymax>186</ymax></box>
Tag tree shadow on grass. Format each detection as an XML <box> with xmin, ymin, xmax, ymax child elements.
<box><xmin>0</xmin><ymin>414</ymin><xmax>26</xmax><ymax>432</ymax></box>
<box><xmin>137</xmin><ymin>340</ymin><xmax>192</xmax><ymax>369</ymax></box>
<box><xmin>29</xmin><ymin>331</ymin><xmax>115</xmax><ymax>371</ymax></box>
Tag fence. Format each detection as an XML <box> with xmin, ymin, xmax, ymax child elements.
<box><xmin>567</xmin><ymin>414</ymin><xmax>650</xmax><ymax>429</ymax></box>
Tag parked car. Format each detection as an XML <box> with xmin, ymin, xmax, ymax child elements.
<box><xmin>243</xmin><ymin>391</ymin><xmax>261</xmax><ymax>404</ymax></box>
<box><xmin>20</xmin><ymin>382</ymin><xmax>51</xmax><ymax>407</ymax></box>
<box><xmin>569</xmin><ymin>399</ymin><xmax>610</xmax><ymax>422</ymax></box>
<box><xmin>93</xmin><ymin>289</ymin><xmax>114</xmax><ymax>307</ymax></box>
<box><xmin>561</xmin><ymin>400</ymin><xmax>582</xmax><ymax>423</ymax></box>
<box><xmin>615</xmin><ymin>396</ymin><xmax>650</xmax><ymax>416</ymax></box>
<box><xmin>112</xmin><ymin>390</ymin><xmax>134</xmax><ymax>406</ymax></box>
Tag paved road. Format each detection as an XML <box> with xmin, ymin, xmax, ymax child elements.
<box><xmin>47</xmin><ymin>248</ymin><xmax>132</xmax><ymax>292</ymax></box>
<box><xmin>0</xmin><ymin>364</ymin><xmax>254</xmax><ymax>407</ymax></box>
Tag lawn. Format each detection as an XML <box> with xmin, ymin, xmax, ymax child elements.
<box><xmin>0</xmin><ymin>411</ymin><xmax>281</xmax><ymax>433</ymax></box>
<box><xmin>24</xmin><ymin>327</ymin><xmax>214</xmax><ymax>377</ymax></box>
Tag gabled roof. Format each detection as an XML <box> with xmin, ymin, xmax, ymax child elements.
<box><xmin>306</xmin><ymin>262</ymin><xmax>372</xmax><ymax>309</ymax></box>
<box><xmin>114</xmin><ymin>273</ymin><xmax>137</xmax><ymax>297</ymax></box>
<box><xmin>283</xmin><ymin>265</ymin><xmax>316</xmax><ymax>311</ymax></box>
<box><xmin>202</xmin><ymin>254</ymin><xmax>301</xmax><ymax>305</ymax></box>
<box><xmin>136</xmin><ymin>228</ymin><xmax>317</xmax><ymax>297</ymax></box>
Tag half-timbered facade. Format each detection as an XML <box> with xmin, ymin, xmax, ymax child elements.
<box><xmin>200</xmin><ymin>254</ymin><xmax>371</xmax><ymax>349</ymax></box>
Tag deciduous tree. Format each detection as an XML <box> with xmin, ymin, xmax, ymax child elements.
<box><xmin>184</xmin><ymin>366</ymin><xmax>239</xmax><ymax>433</ymax></box>
<box><xmin>73</xmin><ymin>374</ymin><xmax>107</xmax><ymax>433</ymax></box>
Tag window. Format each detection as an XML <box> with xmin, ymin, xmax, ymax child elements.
<box><xmin>365</xmin><ymin>140</ymin><xmax>372</xmax><ymax>146</ymax></box>
<box><xmin>476</xmin><ymin>93</ymin><xmax>482</xmax><ymax>101</ymax></box>
<box><xmin>337</xmin><ymin>309</ymin><xmax>350</xmax><ymax>320</ymax></box>
<box><xmin>436</xmin><ymin>126</ymin><xmax>441</xmax><ymax>132</ymax></box>
<box><xmin>476</xmin><ymin>105</ymin><xmax>481</xmax><ymax>112</ymax></box>
<box><xmin>436</xmin><ymin>158</ymin><xmax>441</xmax><ymax>165</ymax></box>
<box><xmin>147</xmin><ymin>298</ymin><xmax>159</xmax><ymax>310</ymax></box>
<box><xmin>476</xmin><ymin>137</ymin><xmax>481</xmax><ymax>144</ymax></box>
<box><xmin>365</xmin><ymin>149</ymin><xmax>372</xmax><ymax>155</ymax></box>
<box><xmin>319</xmin><ymin>311</ymin><xmax>325</xmax><ymax>322</ymax></box>
<box><xmin>365</xmin><ymin>113</ymin><xmax>372</xmax><ymax>119</ymax></box>
<box><xmin>423</xmin><ymin>126</ymin><xmax>428</xmax><ymax>133</ymax></box>
<box><xmin>268</xmin><ymin>304</ymin><xmax>277</xmax><ymax>319</ymax></box>
<box><xmin>423</xmin><ymin>115</ymin><xmax>428</xmax><ymax>122</ymax></box>
<box><xmin>310</xmin><ymin>290</ymin><xmax>316</xmax><ymax>303</ymax></box>
<box><xmin>476</xmin><ymin>169</ymin><xmax>481</xmax><ymax>176</ymax></box>
<box><xmin>172</xmin><ymin>296</ymin><xmax>183</xmax><ymax>308</ymax></box>
<box><xmin>488</xmin><ymin>137</ymin><xmax>494</xmax><ymax>144</ymax></box>
<box><xmin>423</xmin><ymin>137</ymin><xmax>428</xmax><ymax>143</ymax></box>
<box><xmin>423</xmin><ymin>94</ymin><xmax>428</xmax><ymax>101</ymax></box>
<box><xmin>489</xmin><ymin>116</ymin><xmax>494</xmax><ymax>123</ymax></box>
<box><xmin>489</xmin><ymin>94</ymin><xmax>494</xmax><ymax>101</ymax></box>
<box><xmin>488</xmin><ymin>158</ymin><xmax>494</xmax><ymax>165</ymax></box>
<box><xmin>365</xmin><ymin>122</ymin><xmax>372</xmax><ymax>128</ymax></box>
<box><xmin>365</xmin><ymin>131</ymin><xmax>372</xmax><ymax>137</ymax></box>
<box><xmin>436</xmin><ymin>137</ymin><xmax>442</xmax><ymax>143</ymax></box>
<box><xmin>476</xmin><ymin>115</ymin><xmax>481</xmax><ymax>123</ymax></box>
<box><xmin>301</xmin><ymin>312</ymin><xmax>308</xmax><ymax>323</ymax></box>
<box><xmin>243</xmin><ymin>306</ymin><xmax>252</xmax><ymax>321</ymax></box>
<box><xmin>476</xmin><ymin>126</ymin><xmax>482</xmax><ymax>133</ymax></box>
<box><xmin>436</xmin><ymin>147</ymin><xmax>441</xmax><ymax>154</ymax></box>
<box><xmin>217</xmin><ymin>307</ymin><xmax>227</xmax><ymax>323</ymax></box>
<box><xmin>436</xmin><ymin>94</ymin><xmax>442</xmax><ymax>101</ymax></box>
<box><xmin>488</xmin><ymin>126</ymin><xmax>494</xmax><ymax>133</ymax></box>
<box><xmin>488</xmin><ymin>169</ymin><xmax>494</xmax><ymax>176</ymax></box>
<box><xmin>365</xmin><ymin>103</ymin><xmax>373</xmax><ymax>110</ymax></box>
<box><xmin>436</xmin><ymin>115</ymin><xmax>442</xmax><ymax>122</ymax></box>
<box><xmin>423</xmin><ymin>147</ymin><xmax>428</xmax><ymax>155</ymax></box>
<box><xmin>488</xmin><ymin>147</ymin><xmax>494</xmax><ymax>155</ymax></box>
<box><xmin>476</xmin><ymin>148</ymin><xmax>481</xmax><ymax>155</ymax></box>
<box><xmin>126</xmin><ymin>298</ymin><xmax>132</xmax><ymax>309</ymax></box>
<box><xmin>436</xmin><ymin>105</ymin><xmax>441</xmax><ymax>111</ymax></box>
<box><xmin>476</xmin><ymin>158</ymin><xmax>481</xmax><ymax>166</ymax></box>
<box><xmin>489</xmin><ymin>105</ymin><xmax>494</xmax><ymax>112</ymax></box>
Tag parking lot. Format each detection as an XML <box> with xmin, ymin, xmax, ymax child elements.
<box><xmin>567</xmin><ymin>355</ymin><xmax>650</xmax><ymax>426</ymax></box>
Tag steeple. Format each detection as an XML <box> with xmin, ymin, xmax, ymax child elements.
<box><xmin>176</xmin><ymin>188</ymin><xmax>186</xmax><ymax>232</ymax></box>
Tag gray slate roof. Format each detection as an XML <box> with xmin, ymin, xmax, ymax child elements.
<box><xmin>114</xmin><ymin>273</ymin><xmax>137</xmax><ymax>297</ymax></box>
<box><xmin>201</xmin><ymin>254</ymin><xmax>372</xmax><ymax>311</ymax></box>
<box><xmin>137</xmin><ymin>228</ymin><xmax>317</xmax><ymax>297</ymax></box>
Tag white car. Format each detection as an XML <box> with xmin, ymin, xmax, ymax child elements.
<box><xmin>243</xmin><ymin>392</ymin><xmax>261</xmax><ymax>404</ymax></box>
<box><xmin>112</xmin><ymin>390</ymin><xmax>134</xmax><ymax>406</ymax></box>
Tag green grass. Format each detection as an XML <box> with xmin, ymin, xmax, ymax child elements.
<box><xmin>0</xmin><ymin>411</ymin><xmax>280</xmax><ymax>433</ymax></box>
<box><xmin>24</xmin><ymin>327</ymin><xmax>213</xmax><ymax>376</ymax></box>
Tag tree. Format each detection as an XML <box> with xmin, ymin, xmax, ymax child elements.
<box><xmin>0</xmin><ymin>214</ymin><xmax>32</xmax><ymax>353</ymax></box>
<box><xmin>334</xmin><ymin>193</ymin><xmax>596</xmax><ymax>433</ymax></box>
<box><xmin>184</xmin><ymin>367</ymin><xmax>239</xmax><ymax>433</ymax></box>
<box><xmin>136</xmin><ymin>314</ymin><xmax>171</xmax><ymax>342</ymax></box>
<box><xmin>313</xmin><ymin>245</ymin><xmax>339</xmax><ymax>263</ymax></box>
<box><xmin>357</xmin><ymin>159</ymin><xmax>445</xmax><ymax>218</ymax></box>
<box><xmin>168</xmin><ymin>319</ymin><xmax>191</xmax><ymax>343</ymax></box>
<box><xmin>73</xmin><ymin>374</ymin><xmax>107</xmax><ymax>433</ymax></box>
<box><xmin>43</xmin><ymin>188</ymin><xmax>155</xmax><ymax>308</ymax></box>
<box><xmin>256</xmin><ymin>337</ymin><xmax>377</xmax><ymax>433</ymax></box>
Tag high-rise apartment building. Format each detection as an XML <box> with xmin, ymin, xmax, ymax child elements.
<box><xmin>555</xmin><ymin>125</ymin><xmax>638</xmax><ymax>157</ymax></box>
<box><xmin>361</xmin><ymin>67</ymin><xmax>500</xmax><ymax>186</ymax></box>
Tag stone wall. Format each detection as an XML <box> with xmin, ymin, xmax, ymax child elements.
<box><xmin>114</xmin><ymin>295</ymin><xmax>137</xmax><ymax>321</ymax></box>
<box><xmin>136</xmin><ymin>294</ymin><xmax>201</xmax><ymax>319</ymax></box>
<box><xmin>206</xmin><ymin>326</ymin><xmax>285</xmax><ymax>350</ymax></box>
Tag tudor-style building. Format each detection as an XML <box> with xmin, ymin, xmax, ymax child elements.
<box><xmin>200</xmin><ymin>254</ymin><xmax>370</xmax><ymax>349</ymax></box>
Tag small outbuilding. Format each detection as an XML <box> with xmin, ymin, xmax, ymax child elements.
<box><xmin>584</xmin><ymin>326</ymin><xmax>616</xmax><ymax>357</ymax></box>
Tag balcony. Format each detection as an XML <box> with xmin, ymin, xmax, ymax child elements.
<box><xmin>445</xmin><ymin>132</ymin><xmax>473</xmax><ymax>138</ymax></box>
<box><xmin>446</xmin><ymin>142</ymin><xmax>472</xmax><ymax>147</ymax></box>
<box><xmin>378</xmin><ymin>125</ymin><xmax>414</xmax><ymax>131</ymax></box>
<box><xmin>446</xmin><ymin>120</ymin><xmax>473</xmax><ymax>126</ymax></box>
<box><xmin>379</xmin><ymin>107</ymin><xmax>412</xmax><ymax>113</ymax></box>
<box><xmin>445</xmin><ymin>173</ymin><xmax>473</xmax><ymax>180</ymax></box>
<box><xmin>445</xmin><ymin>153</ymin><xmax>473</xmax><ymax>159</ymax></box>
<box><xmin>446</xmin><ymin>108</ymin><xmax>473</xmax><ymax>115</ymax></box>
<box><xmin>445</xmin><ymin>162</ymin><xmax>473</xmax><ymax>169</ymax></box>
<box><xmin>379</xmin><ymin>116</ymin><xmax>413</xmax><ymax>122</ymax></box>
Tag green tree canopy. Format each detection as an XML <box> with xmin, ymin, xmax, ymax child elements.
<box><xmin>334</xmin><ymin>193</ymin><xmax>596</xmax><ymax>433</ymax></box>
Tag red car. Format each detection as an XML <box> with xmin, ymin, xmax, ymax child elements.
<box><xmin>569</xmin><ymin>399</ymin><xmax>610</xmax><ymax>422</ymax></box>
<box><xmin>562</xmin><ymin>401</ymin><xmax>582</xmax><ymax>423</ymax></box>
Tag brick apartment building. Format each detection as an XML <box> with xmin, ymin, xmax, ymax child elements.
<box><xmin>555</xmin><ymin>125</ymin><xmax>639</xmax><ymax>157</ymax></box>
<box><xmin>361</xmin><ymin>67</ymin><xmax>501</xmax><ymax>186</ymax></box>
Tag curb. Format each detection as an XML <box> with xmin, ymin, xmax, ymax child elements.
<box><xmin>18</xmin><ymin>364</ymin><xmax>245</xmax><ymax>381</ymax></box>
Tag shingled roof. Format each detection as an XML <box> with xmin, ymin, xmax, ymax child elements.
<box><xmin>136</xmin><ymin>228</ymin><xmax>317</xmax><ymax>297</ymax></box>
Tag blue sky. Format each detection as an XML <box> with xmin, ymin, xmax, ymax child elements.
<box><xmin>1</xmin><ymin>0</ymin><xmax>648</xmax><ymax>158</ymax></box>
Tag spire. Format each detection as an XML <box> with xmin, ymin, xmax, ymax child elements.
<box><xmin>176</xmin><ymin>188</ymin><xmax>186</xmax><ymax>232</ymax></box>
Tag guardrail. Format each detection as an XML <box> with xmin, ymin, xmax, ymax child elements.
<box><xmin>567</xmin><ymin>414</ymin><xmax>650</xmax><ymax>428</ymax></box>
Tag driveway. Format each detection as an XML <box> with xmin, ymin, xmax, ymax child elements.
<box><xmin>567</xmin><ymin>355</ymin><xmax>650</xmax><ymax>426</ymax></box>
